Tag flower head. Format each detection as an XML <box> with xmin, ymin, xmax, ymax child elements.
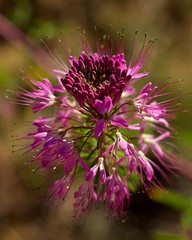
<box><xmin>14</xmin><ymin>30</ymin><xmax>183</xmax><ymax>219</ymax></box>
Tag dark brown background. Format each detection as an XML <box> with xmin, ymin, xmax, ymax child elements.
<box><xmin>0</xmin><ymin>0</ymin><xmax>192</xmax><ymax>239</ymax></box>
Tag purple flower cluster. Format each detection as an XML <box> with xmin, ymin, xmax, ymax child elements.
<box><xmin>16</xmin><ymin>32</ymin><xmax>180</xmax><ymax>219</ymax></box>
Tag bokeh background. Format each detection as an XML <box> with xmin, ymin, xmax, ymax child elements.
<box><xmin>0</xmin><ymin>0</ymin><xmax>192</xmax><ymax>239</ymax></box>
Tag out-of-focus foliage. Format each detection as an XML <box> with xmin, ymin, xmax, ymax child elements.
<box><xmin>151</xmin><ymin>189</ymin><xmax>192</xmax><ymax>239</ymax></box>
<box><xmin>0</xmin><ymin>0</ymin><xmax>192</xmax><ymax>239</ymax></box>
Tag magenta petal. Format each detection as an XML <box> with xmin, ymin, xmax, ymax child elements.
<box><xmin>139</xmin><ymin>82</ymin><xmax>152</xmax><ymax>95</ymax></box>
<box><xmin>49</xmin><ymin>178</ymin><xmax>67</xmax><ymax>198</ymax></box>
<box><xmin>103</xmin><ymin>96</ymin><xmax>113</xmax><ymax>113</ymax></box>
<box><xmin>53</xmin><ymin>84</ymin><xmax>65</xmax><ymax>92</ymax></box>
<box><xmin>64</xmin><ymin>155</ymin><xmax>76</xmax><ymax>173</ymax></box>
<box><xmin>129</xmin><ymin>156</ymin><xmax>138</xmax><ymax>173</ymax></box>
<box><xmin>34</xmin><ymin>132</ymin><xmax>48</xmax><ymax>138</ymax></box>
<box><xmin>110</xmin><ymin>115</ymin><xmax>128</xmax><ymax>128</ymax></box>
<box><xmin>102</xmin><ymin>143</ymin><xmax>115</xmax><ymax>156</ymax></box>
<box><xmin>79</xmin><ymin>157</ymin><xmax>89</xmax><ymax>171</ymax></box>
<box><xmin>119</xmin><ymin>138</ymin><xmax>128</xmax><ymax>151</ymax></box>
<box><xmin>124</xmin><ymin>84</ymin><xmax>136</xmax><ymax>95</ymax></box>
<box><xmin>129</xmin><ymin>63</ymin><xmax>141</xmax><ymax>76</ymax></box>
<box><xmin>138</xmin><ymin>154</ymin><xmax>154</xmax><ymax>181</ymax></box>
<box><xmin>94</xmin><ymin>99</ymin><xmax>103</xmax><ymax>114</ymax></box>
<box><xmin>35</xmin><ymin>78</ymin><xmax>54</xmax><ymax>94</ymax></box>
<box><xmin>132</xmin><ymin>71</ymin><xmax>150</xmax><ymax>79</ymax></box>
<box><xmin>91</xmin><ymin>189</ymin><xmax>98</xmax><ymax>201</ymax></box>
<box><xmin>107</xmin><ymin>176</ymin><xmax>115</xmax><ymax>195</ymax></box>
<box><xmin>100</xmin><ymin>169</ymin><xmax>106</xmax><ymax>183</ymax></box>
<box><xmin>145</xmin><ymin>162</ymin><xmax>154</xmax><ymax>181</ymax></box>
<box><xmin>86</xmin><ymin>165</ymin><xmax>98</xmax><ymax>181</ymax></box>
<box><xmin>153</xmin><ymin>143</ymin><xmax>164</xmax><ymax>158</ymax></box>
<box><xmin>94</xmin><ymin>119</ymin><xmax>107</xmax><ymax>137</ymax></box>
<box><xmin>99</xmin><ymin>163</ymin><xmax>106</xmax><ymax>183</ymax></box>
<box><xmin>32</xmin><ymin>103</ymin><xmax>47</xmax><ymax>112</ymax></box>
<box><xmin>94</xmin><ymin>96</ymin><xmax>113</xmax><ymax>115</ymax></box>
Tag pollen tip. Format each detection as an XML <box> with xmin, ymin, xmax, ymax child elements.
<box><xmin>46</xmin><ymin>34</ymin><xmax>51</xmax><ymax>39</ymax></box>
<box><xmin>116</xmin><ymin>131</ymin><xmax>122</xmax><ymax>138</ymax></box>
<box><xmin>98</xmin><ymin>157</ymin><xmax>104</xmax><ymax>164</ymax></box>
<box><xmin>40</xmin><ymin>38</ymin><xmax>45</xmax><ymax>44</ymax></box>
<box><xmin>19</xmin><ymin>69</ymin><xmax>24</xmax><ymax>76</ymax></box>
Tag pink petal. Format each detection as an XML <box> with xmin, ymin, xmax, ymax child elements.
<box><xmin>145</xmin><ymin>161</ymin><xmax>154</xmax><ymax>181</ymax></box>
<box><xmin>132</xmin><ymin>71</ymin><xmax>150</xmax><ymax>79</ymax></box>
<box><xmin>86</xmin><ymin>165</ymin><xmax>98</xmax><ymax>181</ymax></box>
<box><xmin>129</xmin><ymin>156</ymin><xmax>138</xmax><ymax>173</ymax></box>
<box><xmin>102</xmin><ymin>142</ymin><xmax>115</xmax><ymax>156</ymax></box>
<box><xmin>119</xmin><ymin>138</ymin><xmax>128</xmax><ymax>151</ymax></box>
<box><xmin>139</xmin><ymin>82</ymin><xmax>152</xmax><ymax>95</ymax></box>
<box><xmin>34</xmin><ymin>132</ymin><xmax>48</xmax><ymax>138</ymax></box>
<box><xmin>138</xmin><ymin>154</ymin><xmax>154</xmax><ymax>181</ymax></box>
<box><xmin>100</xmin><ymin>164</ymin><xmax>106</xmax><ymax>183</ymax></box>
<box><xmin>110</xmin><ymin>115</ymin><xmax>128</xmax><ymax>128</ymax></box>
<box><xmin>129</xmin><ymin>63</ymin><xmax>141</xmax><ymax>76</ymax></box>
<box><xmin>153</xmin><ymin>143</ymin><xmax>164</xmax><ymax>158</ymax></box>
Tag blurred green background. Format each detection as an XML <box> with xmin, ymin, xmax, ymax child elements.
<box><xmin>0</xmin><ymin>0</ymin><xmax>192</xmax><ymax>239</ymax></box>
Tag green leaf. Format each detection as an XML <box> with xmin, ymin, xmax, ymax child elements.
<box><xmin>150</xmin><ymin>188</ymin><xmax>190</xmax><ymax>211</ymax></box>
<box><xmin>181</xmin><ymin>201</ymin><xmax>192</xmax><ymax>230</ymax></box>
<box><xmin>151</xmin><ymin>230</ymin><xmax>186</xmax><ymax>240</ymax></box>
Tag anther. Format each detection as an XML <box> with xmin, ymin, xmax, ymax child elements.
<box><xmin>98</xmin><ymin>157</ymin><xmax>104</xmax><ymax>165</ymax></box>
<box><xmin>116</xmin><ymin>131</ymin><xmax>122</xmax><ymax>139</ymax></box>
<box><xmin>112</xmin><ymin>167</ymin><xmax>116</xmax><ymax>173</ymax></box>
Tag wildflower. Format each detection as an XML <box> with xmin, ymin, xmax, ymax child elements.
<box><xmin>101</xmin><ymin>167</ymin><xmax>130</xmax><ymax>219</ymax></box>
<box><xmin>14</xmin><ymin>30</ymin><xmax>182</xmax><ymax>219</ymax></box>
<box><xmin>14</xmin><ymin>77</ymin><xmax>65</xmax><ymax>112</ymax></box>
<box><xmin>73</xmin><ymin>157</ymin><xmax>106</xmax><ymax>217</ymax></box>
